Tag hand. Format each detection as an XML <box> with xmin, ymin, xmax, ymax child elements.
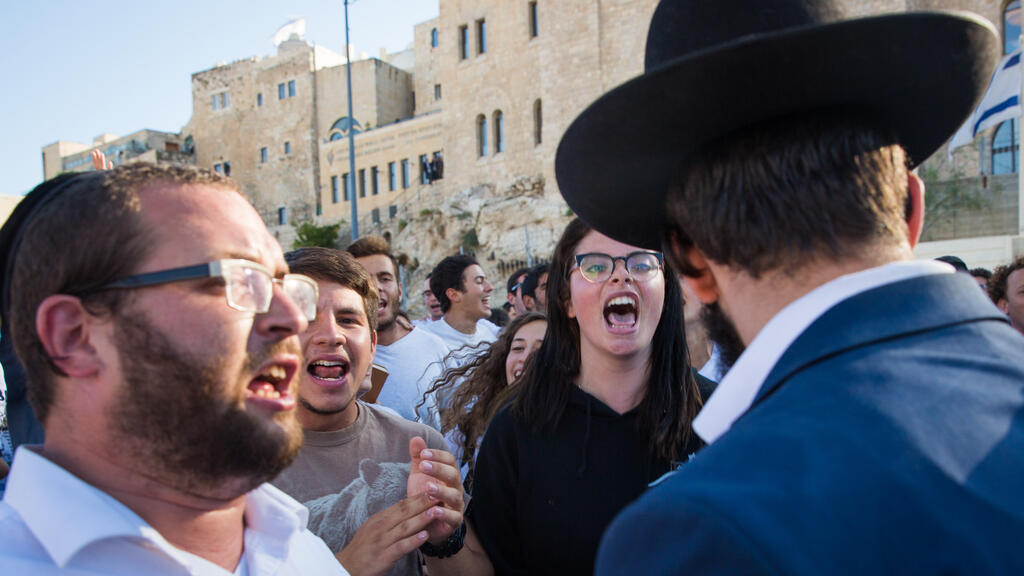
<box><xmin>407</xmin><ymin>436</ymin><xmax>465</xmax><ymax>545</ymax></box>
<box><xmin>335</xmin><ymin>493</ymin><xmax>437</xmax><ymax>576</ymax></box>
<box><xmin>91</xmin><ymin>149</ymin><xmax>112</xmax><ymax>170</ymax></box>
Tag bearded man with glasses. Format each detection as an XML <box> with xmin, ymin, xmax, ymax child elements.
<box><xmin>0</xmin><ymin>164</ymin><xmax>353</xmax><ymax>574</ymax></box>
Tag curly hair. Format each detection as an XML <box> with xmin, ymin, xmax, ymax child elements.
<box><xmin>988</xmin><ymin>256</ymin><xmax>1024</xmax><ymax>305</ymax></box>
<box><xmin>419</xmin><ymin>311</ymin><xmax>547</xmax><ymax>477</ymax></box>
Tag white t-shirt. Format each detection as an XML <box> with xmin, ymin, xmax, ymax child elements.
<box><xmin>419</xmin><ymin>318</ymin><xmax>500</xmax><ymax>355</ymax></box>
<box><xmin>373</xmin><ymin>328</ymin><xmax>449</xmax><ymax>428</ymax></box>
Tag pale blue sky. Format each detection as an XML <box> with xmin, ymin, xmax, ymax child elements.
<box><xmin>0</xmin><ymin>1</ymin><xmax>439</xmax><ymax>197</ymax></box>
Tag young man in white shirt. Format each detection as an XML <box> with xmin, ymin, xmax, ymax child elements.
<box><xmin>420</xmin><ymin>255</ymin><xmax>500</xmax><ymax>353</ymax></box>
<box><xmin>0</xmin><ymin>164</ymin><xmax>347</xmax><ymax>575</ymax></box>
<box><xmin>347</xmin><ymin>235</ymin><xmax>448</xmax><ymax>426</ymax></box>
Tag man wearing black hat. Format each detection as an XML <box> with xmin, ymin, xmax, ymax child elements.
<box><xmin>557</xmin><ymin>1</ymin><xmax>1024</xmax><ymax>573</ymax></box>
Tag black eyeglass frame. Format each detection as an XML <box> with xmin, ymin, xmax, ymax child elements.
<box><xmin>572</xmin><ymin>251</ymin><xmax>664</xmax><ymax>284</ymax></box>
<box><xmin>100</xmin><ymin>258</ymin><xmax>318</xmax><ymax>320</ymax></box>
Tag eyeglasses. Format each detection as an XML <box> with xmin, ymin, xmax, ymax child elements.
<box><xmin>572</xmin><ymin>251</ymin><xmax>663</xmax><ymax>284</ymax></box>
<box><xmin>99</xmin><ymin>259</ymin><xmax>319</xmax><ymax>322</ymax></box>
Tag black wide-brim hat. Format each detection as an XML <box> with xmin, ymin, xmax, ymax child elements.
<box><xmin>555</xmin><ymin>0</ymin><xmax>1000</xmax><ymax>250</ymax></box>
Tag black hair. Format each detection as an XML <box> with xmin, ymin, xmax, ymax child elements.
<box><xmin>430</xmin><ymin>254</ymin><xmax>479</xmax><ymax>313</ymax></box>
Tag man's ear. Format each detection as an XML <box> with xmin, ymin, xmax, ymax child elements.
<box><xmin>998</xmin><ymin>298</ymin><xmax>1010</xmax><ymax>314</ymax></box>
<box><xmin>668</xmin><ymin>238</ymin><xmax>720</xmax><ymax>305</ymax></box>
<box><xmin>445</xmin><ymin>287</ymin><xmax>462</xmax><ymax>305</ymax></box>
<box><xmin>35</xmin><ymin>295</ymin><xmax>104</xmax><ymax>378</ymax></box>
<box><xmin>906</xmin><ymin>171</ymin><xmax>925</xmax><ymax>248</ymax></box>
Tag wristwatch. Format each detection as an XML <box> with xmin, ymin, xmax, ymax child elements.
<box><xmin>419</xmin><ymin>522</ymin><xmax>466</xmax><ymax>558</ymax></box>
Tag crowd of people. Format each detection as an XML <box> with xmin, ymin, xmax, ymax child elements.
<box><xmin>1</xmin><ymin>0</ymin><xmax>1024</xmax><ymax>575</ymax></box>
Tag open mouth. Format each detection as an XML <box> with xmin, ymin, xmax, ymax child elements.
<box><xmin>308</xmin><ymin>359</ymin><xmax>350</xmax><ymax>382</ymax></box>
<box><xmin>604</xmin><ymin>295</ymin><xmax>638</xmax><ymax>329</ymax></box>
<box><xmin>248</xmin><ymin>363</ymin><xmax>291</xmax><ymax>399</ymax></box>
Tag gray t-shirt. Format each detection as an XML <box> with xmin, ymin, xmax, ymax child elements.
<box><xmin>273</xmin><ymin>402</ymin><xmax>448</xmax><ymax>576</ymax></box>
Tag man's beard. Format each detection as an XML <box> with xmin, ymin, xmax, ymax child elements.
<box><xmin>701</xmin><ymin>302</ymin><xmax>746</xmax><ymax>375</ymax></box>
<box><xmin>112</xmin><ymin>313</ymin><xmax>303</xmax><ymax>495</ymax></box>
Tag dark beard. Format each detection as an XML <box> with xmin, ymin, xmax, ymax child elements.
<box><xmin>701</xmin><ymin>302</ymin><xmax>746</xmax><ymax>375</ymax></box>
<box><xmin>112</xmin><ymin>312</ymin><xmax>303</xmax><ymax>495</ymax></box>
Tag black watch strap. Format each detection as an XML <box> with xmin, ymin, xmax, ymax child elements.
<box><xmin>419</xmin><ymin>521</ymin><xmax>466</xmax><ymax>558</ymax></box>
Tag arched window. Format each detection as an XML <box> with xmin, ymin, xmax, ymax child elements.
<box><xmin>993</xmin><ymin>119</ymin><xmax>1018</xmax><ymax>174</ymax></box>
<box><xmin>533</xmin><ymin>99</ymin><xmax>543</xmax><ymax>145</ymax></box>
<box><xmin>992</xmin><ymin>1</ymin><xmax>1021</xmax><ymax>172</ymax></box>
<box><xmin>431</xmin><ymin>28</ymin><xmax>439</xmax><ymax>48</ymax></box>
<box><xmin>493</xmin><ymin>110</ymin><xmax>505</xmax><ymax>154</ymax></box>
<box><xmin>477</xmin><ymin>114</ymin><xmax>489</xmax><ymax>157</ymax></box>
<box><xmin>1005</xmin><ymin>1</ymin><xmax>1020</xmax><ymax>54</ymax></box>
<box><xmin>328</xmin><ymin>117</ymin><xmax>361</xmax><ymax>141</ymax></box>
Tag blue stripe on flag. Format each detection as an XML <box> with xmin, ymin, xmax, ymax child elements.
<box><xmin>1005</xmin><ymin>53</ymin><xmax>1021</xmax><ymax>69</ymax></box>
<box><xmin>974</xmin><ymin>95</ymin><xmax>1020</xmax><ymax>133</ymax></box>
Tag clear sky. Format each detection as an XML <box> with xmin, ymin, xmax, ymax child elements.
<box><xmin>0</xmin><ymin>0</ymin><xmax>440</xmax><ymax>197</ymax></box>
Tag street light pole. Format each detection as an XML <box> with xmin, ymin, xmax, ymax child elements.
<box><xmin>345</xmin><ymin>0</ymin><xmax>359</xmax><ymax>241</ymax></box>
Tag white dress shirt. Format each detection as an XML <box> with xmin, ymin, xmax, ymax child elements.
<box><xmin>0</xmin><ymin>447</ymin><xmax>350</xmax><ymax>576</ymax></box>
<box><xmin>693</xmin><ymin>260</ymin><xmax>954</xmax><ymax>445</ymax></box>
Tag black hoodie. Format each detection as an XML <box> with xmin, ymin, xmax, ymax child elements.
<box><xmin>467</xmin><ymin>379</ymin><xmax>711</xmax><ymax>576</ymax></box>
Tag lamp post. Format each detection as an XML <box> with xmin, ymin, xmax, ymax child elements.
<box><xmin>345</xmin><ymin>0</ymin><xmax>359</xmax><ymax>240</ymax></box>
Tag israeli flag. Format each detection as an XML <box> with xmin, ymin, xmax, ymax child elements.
<box><xmin>948</xmin><ymin>48</ymin><xmax>1022</xmax><ymax>158</ymax></box>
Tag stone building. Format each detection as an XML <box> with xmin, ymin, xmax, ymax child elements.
<box><xmin>39</xmin><ymin>0</ymin><xmax>1024</xmax><ymax>309</ymax></box>
<box><xmin>41</xmin><ymin>129</ymin><xmax>192</xmax><ymax>182</ymax></box>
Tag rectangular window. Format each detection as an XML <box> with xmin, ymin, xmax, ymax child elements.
<box><xmin>343</xmin><ymin>172</ymin><xmax>351</xmax><ymax>201</ymax></box>
<box><xmin>223</xmin><ymin>161</ymin><xmax>231</xmax><ymax>177</ymax></box>
<box><xmin>284</xmin><ymin>141</ymin><xmax>291</xmax><ymax>155</ymax></box>
<box><xmin>431</xmin><ymin>28</ymin><xmax>438</xmax><ymax>48</ymax></box>
<box><xmin>388</xmin><ymin>205</ymin><xmax>398</xmax><ymax>220</ymax></box>
<box><xmin>260</xmin><ymin>147</ymin><xmax>267</xmax><ymax>163</ymax></box>
<box><xmin>388</xmin><ymin>161</ymin><xmax>396</xmax><ymax>191</ymax></box>
<box><xmin>331</xmin><ymin>175</ymin><xmax>339</xmax><ymax>203</ymax></box>
<box><xmin>434</xmin><ymin>84</ymin><xmax>442</xmax><ymax>100</ymax></box>
<box><xmin>257</xmin><ymin>93</ymin><xmax>263</xmax><ymax>107</ymax></box>
<box><xmin>401</xmin><ymin>159</ymin><xmax>410</xmax><ymax>189</ymax></box>
<box><xmin>277</xmin><ymin>206</ymin><xmax>286</xmax><ymax>225</ymax></box>
<box><xmin>221</xmin><ymin>92</ymin><xmax>230</xmax><ymax>108</ymax></box>
<box><xmin>212</xmin><ymin>94</ymin><xmax>219</xmax><ymax>111</ymax></box>
<box><xmin>278</xmin><ymin>83</ymin><xmax>286</xmax><ymax>100</ymax></box>
<box><xmin>529</xmin><ymin>2</ymin><xmax>539</xmax><ymax>37</ymax></box>
<box><xmin>288</xmin><ymin>80</ymin><xmax>296</xmax><ymax>97</ymax></box>
<box><xmin>419</xmin><ymin>154</ymin><xmax>429</xmax><ymax>184</ymax></box>
<box><xmin>371</xmin><ymin>166</ymin><xmax>379</xmax><ymax>195</ymax></box>
<box><xmin>459</xmin><ymin>25</ymin><xmax>469</xmax><ymax>59</ymax></box>
<box><xmin>214</xmin><ymin>163</ymin><xmax>223</xmax><ymax>174</ymax></box>
<box><xmin>476</xmin><ymin>19</ymin><xmax>486</xmax><ymax>54</ymax></box>
<box><xmin>371</xmin><ymin>208</ymin><xmax>380</xmax><ymax>224</ymax></box>
<box><xmin>359</xmin><ymin>169</ymin><xmax>366</xmax><ymax>197</ymax></box>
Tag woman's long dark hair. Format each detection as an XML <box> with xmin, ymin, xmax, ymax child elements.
<box><xmin>511</xmin><ymin>218</ymin><xmax>701</xmax><ymax>461</ymax></box>
<box><xmin>419</xmin><ymin>311</ymin><xmax>548</xmax><ymax>470</ymax></box>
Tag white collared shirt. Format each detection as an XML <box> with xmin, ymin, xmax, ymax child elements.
<box><xmin>693</xmin><ymin>260</ymin><xmax>954</xmax><ymax>445</ymax></box>
<box><xmin>0</xmin><ymin>447</ymin><xmax>349</xmax><ymax>576</ymax></box>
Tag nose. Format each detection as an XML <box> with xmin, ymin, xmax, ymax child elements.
<box><xmin>255</xmin><ymin>283</ymin><xmax>308</xmax><ymax>338</ymax></box>
<box><xmin>609</xmin><ymin>258</ymin><xmax>632</xmax><ymax>283</ymax></box>
<box><xmin>484</xmin><ymin>279</ymin><xmax>494</xmax><ymax>293</ymax></box>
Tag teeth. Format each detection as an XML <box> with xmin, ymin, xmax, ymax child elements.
<box><xmin>264</xmin><ymin>365</ymin><xmax>287</xmax><ymax>381</ymax></box>
<box><xmin>608</xmin><ymin>296</ymin><xmax>637</xmax><ymax>308</ymax></box>
<box><xmin>311</xmin><ymin>361</ymin><xmax>344</xmax><ymax>367</ymax></box>
<box><xmin>256</xmin><ymin>382</ymin><xmax>281</xmax><ymax>399</ymax></box>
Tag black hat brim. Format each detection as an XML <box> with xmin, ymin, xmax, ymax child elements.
<box><xmin>556</xmin><ymin>11</ymin><xmax>999</xmax><ymax>250</ymax></box>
